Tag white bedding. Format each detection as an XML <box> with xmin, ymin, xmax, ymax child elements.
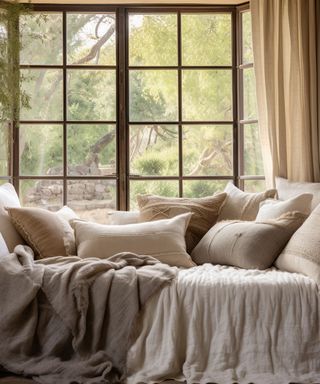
<box><xmin>127</xmin><ymin>264</ymin><xmax>320</xmax><ymax>384</ymax></box>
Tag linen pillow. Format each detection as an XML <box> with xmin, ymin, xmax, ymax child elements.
<box><xmin>276</xmin><ymin>177</ymin><xmax>320</xmax><ymax>210</ymax></box>
<box><xmin>73</xmin><ymin>212</ymin><xmax>195</xmax><ymax>268</ymax></box>
<box><xmin>275</xmin><ymin>203</ymin><xmax>320</xmax><ymax>283</ymax></box>
<box><xmin>191</xmin><ymin>212</ymin><xmax>306</xmax><ymax>270</ymax></box>
<box><xmin>218</xmin><ymin>182</ymin><xmax>277</xmax><ymax>221</ymax></box>
<box><xmin>7</xmin><ymin>206</ymin><xmax>77</xmax><ymax>259</ymax></box>
<box><xmin>137</xmin><ymin>193</ymin><xmax>227</xmax><ymax>253</ymax></box>
<box><xmin>256</xmin><ymin>193</ymin><xmax>313</xmax><ymax>221</ymax></box>
<box><xmin>109</xmin><ymin>210</ymin><xmax>140</xmax><ymax>225</ymax></box>
<box><xmin>0</xmin><ymin>183</ymin><xmax>24</xmax><ymax>252</ymax></box>
<box><xmin>0</xmin><ymin>233</ymin><xmax>9</xmax><ymax>257</ymax></box>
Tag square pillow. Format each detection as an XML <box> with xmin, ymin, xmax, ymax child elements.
<box><xmin>7</xmin><ymin>206</ymin><xmax>78</xmax><ymax>259</ymax></box>
<box><xmin>275</xmin><ymin>203</ymin><xmax>320</xmax><ymax>283</ymax></box>
<box><xmin>137</xmin><ymin>193</ymin><xmax>227</xmax><ymax>253</ymax></box>
<box><xmin>192</xmin><ymin>211</ymin><xmax>306</xmax><ymax>270</ymax></box>
<box><xmin>256</xmin><ymin>193</ymin><xmax>313</xmax><ymax>221</ymax></box>
<box><xmin>218</xmin><ymin>182</ymin><xmax>277</xmax><ymax>221</ymax></box>
<box><xmin>73</xmin><ymin>212</ymin><xmax>195</xmax><ymax>268</ymax></box>
<box><xmin>276</xmin><ymin>177</ymin><xmax>320</xmax><ymax>210</ymax></box>
<box><xmin>0</xmin><ymin>183</ymin><xmax>24</xmax><ymax>252</ymax></box>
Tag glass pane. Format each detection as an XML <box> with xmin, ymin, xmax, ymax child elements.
<box><xmin>130</xmin><ymin>179</ymin><xmax>179</xmax><ymax>209</ymax></box>
<box><xmin>20</xmin><ymin>124</ymin><xmax>63</xmax><ymax>176</ymax></box>
<box><xmin>0</xmin><ymin>121</ymin><xmax>10</xmax><ymax>176</ymax></box>
<box><xmin>21</xmin><ymin>69</ymin><xmax>63</xmax><ymax>121</ymax></box>
<box><xmin>67</xmin><ymin>69</ymin><xmax>116</xmax><ymax>121</ymax></box>
<box><xmin>129</xmin><ymin>13</ymin><xmax>177</xmax><ymax>66</ymax></box>
<box><xmin>244</xmin><ymin>179</ymin><xmax>266</xmax><ymax>193</ymax></box>
<box><xmin>243</xmin><ymin>123</ymin><xmax>264</xmax><ymax>175</ymax></box>
<box><xmin>67</xmin><ymin>124</ymin><xmax>116</xmax><ymax>176</ymax></box>
<box><xmin>242</xmin><ymin>11</ymin><xmax>253</xmax><ymax>64</ymax></box>
<box><xmin>182</xmin><ymin>13</ymin><xmax>231</xmax><ymax>66</ymax></box>
<box><xmin>183</xmin><ymin>180</ymin><xmax>228</xmax><ymax>198</ymax></box>
<box><xmin>182</xmin><ymin>70</ymin><xmax>232</xmax><ymax>121</ymax></box>
<box><xmin>20</xmin><ymin>179</ymin><xmax>63</xmax><ymax>211</ymax></box>
<box><xmin>129</xmin><ymin>70</ymin><xmax>178</xmax><ymax>122</ymax></box>
<box><xmin>20</xmin><ymin>13</ymin><xmax>63</xmax><ymax>65</ymax></box>
<box><xmin>243</xmin><ymin>67</ymin><xmax>257</xmax><ymax>120</ymax></box>
<box><xmin>67</xmin><ymin>179</ymin><xmax>116</xmax><ymax>223</ymax></box>
<box><xmin>67</xmin><ymin>13</ymin><xmax>116</xmax><ymax>66</ymax></box>
<box><xmin>183</xmin><ymin>125</ymin><xmax>233</xmax><ymax>176</ymax></box>
<box><xmin>130</xmin><ymin>125</ymin><xmax>178</xmax><ymax>176</ymax></box>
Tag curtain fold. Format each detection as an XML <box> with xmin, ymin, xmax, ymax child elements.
<box><xmin>251</xmin><ymin>0</ymin><xmax>320</xmax><ymax>187</ymax></box>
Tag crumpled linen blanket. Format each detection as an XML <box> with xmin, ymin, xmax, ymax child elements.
<box><xmin>127</xmin><ymin>263</ymin><xmax>320</xmax><ymax>384</ymax></box>
<box><xmin>0</xmin><ymin>245</ymin><xmax>177</xmax><ymax>384</ymax></box>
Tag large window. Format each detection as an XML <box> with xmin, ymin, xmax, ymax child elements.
<box><xmin>0</xmin><ymin>4</ymin><xmax>263</xmax><ymax>221</ymax></box>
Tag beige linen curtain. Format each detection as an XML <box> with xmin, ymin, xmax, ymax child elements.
<box><xmin>251</xmin><ymin>0</ymin><xmax>320</xmax><ymax>187</ymax></box>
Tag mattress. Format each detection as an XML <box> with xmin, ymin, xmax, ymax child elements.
<box><xmin>127</xmin><ymin>264</ymin><xmax>320</xmax><ymax>384</ymax></box>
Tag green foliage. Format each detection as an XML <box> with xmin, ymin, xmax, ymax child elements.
<box><xmin>136</xmin><ymin>155</ymin><xmax>166</xmax><ymax>176</ymax></box>
<box><xmin>0</xmin><ymin>8</ymin><xmax>262</xmax><ymax>206</ymax></box>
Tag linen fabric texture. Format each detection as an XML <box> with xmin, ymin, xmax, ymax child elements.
<box><xmin>73</xmin><ymin>212</ymin><xmax>195</xmax><ymax>268</ymax></box>
<box><xmin>275</xmin><ymin>203</ymin><xmax>320</xmax><ymax>283</ymax></box>
<box><xmin>218</xmin><ymin>182</ymin><xmax>277</xmax><ymax>221</ymax></box>
<box><xmin>6</xmin><ymin>206</ymin><xmax>78</xmax><ymax>259</ymax></box>
<box><xmin>137</xmin><ymin>193</ymin><xmax>227</xmax><ymax>253</ymax></box>
<box><xmin>191</xmin><ymin>211</ymin><xmax>306</xmax><ymax>270</ymax></box>
<box><xmin>256</xmin><ymin>193</ymin><xmax>313</xmax><ymax>221</ymax></box>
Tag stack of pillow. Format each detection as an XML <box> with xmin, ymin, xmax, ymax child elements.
<box><xmin>0</xmin><ymin>178</ymin><xmax>320</xmax><ymax>284</ymax></box>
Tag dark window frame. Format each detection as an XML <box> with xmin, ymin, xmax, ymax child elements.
<box><xmin>3</xmin><ymin>2</ymin><xmax>262</xmax><ymax>210</ymax></box>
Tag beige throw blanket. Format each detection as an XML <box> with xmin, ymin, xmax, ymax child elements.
<box><xmin>0</xmin><ymin>245</ymin><xmax>177</xmax><ymax>384</ymax></box>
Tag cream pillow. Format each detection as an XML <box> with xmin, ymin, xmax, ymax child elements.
<box><xmin>218</xmin><ymin>182</ymin><xmax>277</xmax><ymax>221</ymax></box>
<box><xmin>275</xmin><ymin>204</ymin><xmax>320</xmax><ymax>283</ymax></box>
<box><xmin>0</xmin><ymin>183</ymin><xmax>24</xmax><ymax>252</ymax></box>
<box><xmin>276</xmin><ymin>177</ymin><xmax>320</xmax><ymax>210</ymax></box>
<box><xmin>256</xmin><ymin>193</ymin><xmax>313</xmax><ymax>221</ymax></box>
<box><xmin>137</xmin><ymin>193</ymin><xmax>227</xmax><ymax>253</ymax></box>
<box><xmin>192</xmin><ymin>212</ymin><xmax>306</xmax><ymax>270</ymax></box>
<box><xmin>109</xmin><ymin>210</ymin><xmax>140</xmax><ymax>225</ymax></box>
<box><xmin>7</xmin><ymin>206</ymin><xmax>77</xmax><ymax>259</ymax></box>
<box><xmin>0</xmin><ymin>233</ymin><xmax>9</xmax><ymax>257</ymax></box>
<box><xmin>73</xmin><ymin>212</ymin><xmax>195</xmax><ymax>268</ymax></box>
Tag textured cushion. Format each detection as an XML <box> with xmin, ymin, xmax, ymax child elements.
<box><xmin>0</xmin><ymin>233</ymin><xmax>9</xmax><ymax>257</ymax></box>
<box><xmin>7</xmin><ymin>207</ymin><xmax>77</xmax><ymax>259</ymax></box>
<box><xmin>137</xmin><ymin>193</ymin><xmax>227</xmax><ymax>253</ymax></box>
<box><xmin>109</xmin><ymin>210</ymin><xmax>140</xmax><ymax>225</ymax></box>
<box><xmin>275</xmin><ymin>204</ymin><xmax>320</xmax><ymax>283</ymax></box>
<box><xmin>73</xmin><ymin>213</ymin><xmax>195</xmax><ymax>268</ymax></box>
<box><xmin>218</xmin><ymin>182</ymin><xmax>277</xmax><ymax>221</ymax></box>
<box><xmin>0</xmin><ymin>183</ymin><xmax>24</xmax><ymax>252</ymax></box>
<box><xmin>256</xmin><ymin>193</ymin><xmax>313</xmax><ymax>221</ymax></box>
<box><xmin>192</xmin><ymin>212</ymin><xmax>306</xmax><ymax>270</ymax></box>
<box><xmin>276</xmin><ymin>177</ymin><xmax>320</xmax><ymax>210</ymax></box>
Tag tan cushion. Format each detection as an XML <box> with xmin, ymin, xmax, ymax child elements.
<box><xmin>0</xmin><ymin>183</ymin><xmax>24</xmax><ymax>252</ymax></box>
<box><xmin>6</xmin><ymin>207</ymin><xmax>77</xmax><ymax>259</ymax></box>
<box><xmin>275</xmin><ymin>203</ymin><xmax>320</xmax><ymax>283</ymax></box>
<box><xmin>192</xmin><ymin>212</ymin><xmax>306</xmax><ymax>270</ymax></box>
<box><xmin>256</xmin><ymin>193</ymin><xmax>313</xmax><ymax>221</ymax></box>
<box><xmin>137</xmin><ymin>193</ymin><xmax>227</xmax><ymax>253</ymax></box>
<box><xmin>73</xmin><ymin>213</ymin><xmax>195</xmax><ymax>268</ymax></box>
<box><xmin>218</xmin><ymin>182</ymin><xmax>277</xmax><ymax>221</ymax></box>
<box><xmin>276</xmin><ymin>177</ymin><xmax>320</xmax><ymax>210</ymax></box>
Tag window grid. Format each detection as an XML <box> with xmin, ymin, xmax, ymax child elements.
<box><xmin>7</xmin><ymin>3</ymin><xmax>259</xmax><ymax>213</ymax></box>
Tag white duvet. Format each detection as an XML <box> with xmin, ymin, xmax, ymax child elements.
<box><xmin>127</xmin><ymin>264</ymin><xmax>320</xmax><ymax>384</ymax></box>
